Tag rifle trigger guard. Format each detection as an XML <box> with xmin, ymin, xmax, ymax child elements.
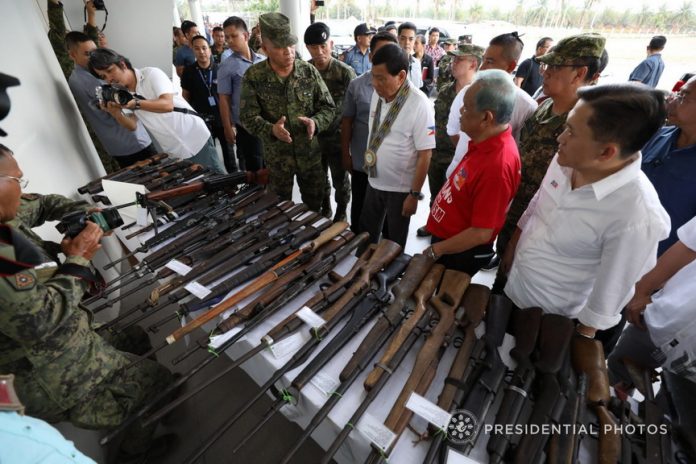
<box><xmin>506</xmin><ymin>384</ymin><xmax>528</xmax><ymax>398</ymax></box>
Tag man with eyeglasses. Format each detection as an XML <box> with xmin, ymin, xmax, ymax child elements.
<box><xmin>0</xmin><ymin>146</ymin><xmax>176</xmax><ymax>461</ymax></box>
<box><xmin>642</xmin><ymin>75</ymin><xmax>696</xmax><ymax>255</ymax></box>
<box><xmin>492</xmin><ymin>33</ymin><xmax>606</xmax><ymax>287</ymax></box>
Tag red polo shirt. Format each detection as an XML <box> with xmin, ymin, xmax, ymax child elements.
<box><xmin>426</xmin><ymin>127</ymin><xmax>521</xmax><ymax>242</ymax></box>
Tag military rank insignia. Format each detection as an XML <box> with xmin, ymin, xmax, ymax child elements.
<box><xmin>14</xmin><ymin>272</ymin><xmax>35</xmax><ymax>289</ymax></box>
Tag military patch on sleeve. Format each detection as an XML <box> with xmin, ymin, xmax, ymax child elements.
<box><xmin>13</xmin><ymin>272</ymin><xmax>35</xmax><ymax>290</ymax></box>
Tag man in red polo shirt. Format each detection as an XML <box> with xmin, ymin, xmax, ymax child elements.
<box><xmin>424</xmin><ymin>69</ymin><xmax>521</xmax><ymax>275</ymax></box>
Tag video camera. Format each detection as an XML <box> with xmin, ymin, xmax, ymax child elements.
<box><xmin>96</xmin><ymin>84</ymin><xmax>134</xmax><ymax>107</ymax></box>
<box><xmin>56</xmin><ymin>208</ymin><xmax>124</xmax><ymax>238</ymax></box>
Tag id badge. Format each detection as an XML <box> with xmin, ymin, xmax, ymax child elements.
<box><xmin>208</xmin><ymin>96</ymin><xmax>217</xmax><ymax>106</ymax></box>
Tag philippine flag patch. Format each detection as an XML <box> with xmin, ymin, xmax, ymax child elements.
<box><xmin>427</xmin><ymin>125</ymin><xmax>435</xmax><ymax>136</ymax></box>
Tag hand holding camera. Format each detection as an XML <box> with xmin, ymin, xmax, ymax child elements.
<box><xmin>60</xmin><ymin>221</ymin><xmax>104</xmax><ymax>261</ymax></box>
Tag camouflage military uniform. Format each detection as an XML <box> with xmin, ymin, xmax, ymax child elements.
<box><xmin>437</xmin><ymin>55</ymin><xmax>453</xmax><ymax>92</ymax></box>
<box><xmin>240</xmin><ymin>59</ymin><xmax>336</xmax><ymax>212</ymax></box>
<box><xmin>496</xmin><ymin>98</ymin><xmax>568</xmax><ymax>258</ymax></box>
<box><xmin>0</xmin><ymin>225</ymin><xmax>171</xmax><ymax>455</ymax></box>
<box><xmin>429</xmin><ymin>82</ymin><xmax>458</xmax><ymax>204</ymax></box>
<box><xmin>313</xmin><ymin>57</ymin><xmax>355</xmax><ymax>220</ymax></box>
<box><xmin>46</xmin><ymin>0</ymin><xmax>120</xmax><ymax>174</ymax></box>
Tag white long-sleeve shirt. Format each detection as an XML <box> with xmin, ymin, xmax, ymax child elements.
<box><xmin>505</xmin><ymin>153</ymin><xmax>670</xmax><ymax>330</ymax></box>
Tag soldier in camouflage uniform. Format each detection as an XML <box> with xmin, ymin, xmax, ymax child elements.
<box><xmin>436</xmin><ymin>38</ymin><xmax>458</xmax><ymax>92</ymax></box>
<box><xmin>47</xmin><ymin>0</ymin><xmax>120</xmax><ymax>174</ymax></box>
<box><xmin>0</xmin><ymin>150</ymin><xmax>173</xmax><ymax>459</ymax></box>
<box><xmin>304</xmin><ymin>22</ymin><xmax>356</xmax><ymax>221</ymax></box>
<box><xmin>493</xmin><ymin>33</ymin><xmax>606</xmax><ymax>292</ymax></box>
<box><xmin>240</xmin><ymin>13</ymin><xmax>336</xmax><ymax>212</ymax></box>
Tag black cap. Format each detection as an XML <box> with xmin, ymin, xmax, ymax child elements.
<box><xmin>304</xmin><ymin>22</ymin><xmax>330</xmax><ymax>45</ymax></box>
<box><xmin>354</xmin><ymin>23</ymin><xmax>376</xmax><ymax>37</ymax></box>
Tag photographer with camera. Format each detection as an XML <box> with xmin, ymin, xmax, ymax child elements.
<box><xmin>181</xmin><ymin>35</ymin><xmax>238</xmax><ymax>172</ymax></box>
<box><xmin>89</xmin><ymin>48</ymin><xmax>226</xmax><ymax>173</ymax></box>
<box><xmin>0</xmin><ymin>145</ymin><xmax>177</xmax><ymax>462</ymax></box>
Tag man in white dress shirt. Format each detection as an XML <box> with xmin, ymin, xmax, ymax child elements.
<box><xmin>445</xmin><ymin>32</ymin><xmax>538</xmax><ymax>178</ymax></box>
<box><xmin>502</xmin><ymin>83</ymin><xmax>670</xmax><ymax>351</ymax></box>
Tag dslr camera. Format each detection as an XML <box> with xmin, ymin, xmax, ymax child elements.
<box><xmin>96</xmin><ymin>84</ymin><xmax>134</xmax><ymax>107</ymax></box>
<box><xmin>92</xmin><ymin>0</ymin><xmax>107</xmax><ymax>10</ymax></box>
<box><xmin>56</xmin><ymin>208</ymin><xmax>124</xmax><ymax>238</ymax></box>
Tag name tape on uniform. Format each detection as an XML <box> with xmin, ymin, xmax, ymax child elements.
<box><xmin>184</xmin><ymin>281</ymin><xmax>212</xmax><ymax>300</ymax></box>
<box><xmin>296</xmin><ymin>306</ymin><xmax>326</xmax><ymax>329</ymax></box>
<box><xmin>405</xmin><ymin>392</ymin><xmax>452</xmax><ymax>430</ymax></box>
<box><xmin>165</xmin><ymin>259</ymin><xmax>193</xmax><ymax>276</ymax></box>
<box><xmin>357</xmin><ymin>412</ymin><xmax>396</xmax><ymax>451</ymax></box>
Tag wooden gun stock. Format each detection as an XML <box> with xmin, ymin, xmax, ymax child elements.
<box><xmin>364</xmin><ymin>264</ymin><xmax>445</xmax><ymax>390</ymax></box>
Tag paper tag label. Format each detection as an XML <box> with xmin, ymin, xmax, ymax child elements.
<box><xmin>208</xmin><ymin>327</ymin><xmax>243</xmax><ymax>350</ymax></box>
<box><xmin>269</xmin><ymin>331</ymin><xmax>310</xmax><ymax>359</ymax></box>
<box><xmin>296</xmin><ymin>306</ymin><xmax>326</xmax><ymax>329</ymax></box>
<box><xmin>405</xmin><ymin>392</ymin><xmax>452</xmax><ymax>430</ymax></box>
<box><xmin>357</xmin><ymin>413</ymin><xmax>396</xmax><ymax>451</ymax></box>
<box><xmin>165</xmin><ymin>259</ymin><xmax>193</xmax><ymax>276</ymax></box>
<box><xmin>310</xmin><ymin>372</ymin><xmax>339</xmax><ymax>397</ymax></box>
<box><xmin>445</xmin><ymin>448</ymin><xmax>481</xmax><ymax>464</ymax></box>
<box><xmin>184</xmin><ymin>281</ymin><xmax>212</xmax><ymax>299</ymax></box>
<box><xmin>136</xmin><ymin>206</ymin><xmax>149</xmax><ymax>226</ymax></box>
<box><xmin>474</xmin><ymin>321</ymin><xmax>486</xmax><ymax>339</ymax></box>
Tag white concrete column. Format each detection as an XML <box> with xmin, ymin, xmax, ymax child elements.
<box><xmin>280</xmin><ymin>0</ymin><xmax>309</xmax><ymax>59</ymax></box>
<box><xmin>187</xmin><ymin>0</ymin><xmax>204</xmax><ymax>31</ymax></box>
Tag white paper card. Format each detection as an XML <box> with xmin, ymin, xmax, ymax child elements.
<box><xmin>185</xmin><ymin>281</ymin><xmax>212</xmax><ymax>299</ymax></box>
<box><xmin>474</xmin><ymin>321</ymin><xmax>486</xmax><ymax>339</ymax></box>
<box><xmin>269</xmin><ymin>331</ymin><xmax>310</xmax><ymax>359</ymax></box>
<box><xmin>446</xmin><ymin>448</ymin><xmax>482</xmax><ymax>464</ymax></box>
<box><xmin>165</xmin><ymin>259</ymin><xmax>193</xmax><ymax>276</ymax></box>
<box><xmin>357</xmin><ymin>412</ymin><xmax>396</xmax><ymax>451</ymax></box>
<box><xmin>310</xmin><ymin>372</ymin><xmax>339</xmax><ymax>397</ymax></box>
<box><xmin>296</xmin><ymin>305</ymin><xmax>326</xmax><ymax>329</ymax></box>
<box><xmin>405</xmin><ymin>392</ymin><xmax>452</xmax><ymax>430</ymax></box>
<box><xmin>208</xmin><ymin>327</ymin><xmax>243</xmax><ymax>349</ymax></box>
<box><xmin>136</xmin><ymin>206</ymin><xmax>149</xmax><ymax>227</ymax></box>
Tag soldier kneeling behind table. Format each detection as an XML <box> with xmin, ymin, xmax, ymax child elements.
<box><xmin>0</xmin><ymin>145</ymin><xmax>176</xmax><ymax>461</ymax></box>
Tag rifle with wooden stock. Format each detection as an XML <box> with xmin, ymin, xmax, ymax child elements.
<box><xmin>100</xmin><ymin>232</ymin><xmax>368</xmax><ymax>447</ymax></box>
<box><xmin>77</xmin><ymin>153</ymin><xmax>169</xmax><ymax>194</ymax></box>
<box><xmin>364</xmin><ymin>269</ymin><xmax>470</xmax><ymax>463</ymax></box>
<box><xmin>571</xmin><ymin>335</ymin><xmax>621</xmax><ymax>464</ymax></box>
<box><xmin>513</xmin><ymin>314</ymin><xmax>575</xmax><ymax>464</ymax></box>
<box><xmin>487</xmin><ymin>306</ymin><xmax>543</xmax><ymax>463</ymax></box>
<box><xmin>278</xmin><ymin>253</ymin><xmax>437</xmax><ymax>464</ymax></box>
<box><xmin>180</xmin><ymin>240</ymin><xmax>404</xmax><ymax>464</ymax></box>
<box><xmin>421</xmin><ymin>284</ymin><xmax>490</xmax><ymax>464</ymax></box>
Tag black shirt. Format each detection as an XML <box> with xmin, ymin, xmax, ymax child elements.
<box><xmin>180</xmin><ymin>62</ymin><xmax>221</xmax><ymax>124</ymax></box>
<box><xmin>516</xmin><ymin>57</ymin><xmax>543</xmax><ymax>97</ymax></box>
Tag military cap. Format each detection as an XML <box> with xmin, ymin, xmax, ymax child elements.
<box><xmin>538</xmin><ymin>33</ymin><xmax>605</xmax><ymax>65</ymax></box>
<box><xmin>259</xmin><ymin>12</ymin><xmax>297</xmax><ymax>47</ymax></box>
<box><xmin>448</xmin><ymin>43</ymin><xmax>485</xmax><ymax>59</ymax></box>
<box><xmin>304</xmin><ymin>22</ymin><xmax>330</xmax><ymax>45</ymax></box>
<box><xmin>354</xmin><ymin>23</ymin><xmax>376</xmax><ymax>37</ymax></box>
<box><xmin>443</xmin><ymin>38</ymin><xmax>457</xmax><ymax>46</ymax></box>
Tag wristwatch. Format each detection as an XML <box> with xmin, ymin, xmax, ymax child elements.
<box><xmin>409</xmin><ymin>190</ymin><xmax>424</xmax><ymax>200</ymax></box>
<box><xmin>425</xmin><ymin>246</ymin><xmax>439</xmax><ymax>261</ymax></box>
<box><xmin>133</xmin><ymin>99</ymin><xmax>141</xmax><ymax>110</ymax></box>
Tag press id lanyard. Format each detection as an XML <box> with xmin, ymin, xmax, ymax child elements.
<box><xmin>197</xmin><ymin>65</ymin><xmax>217</xmax><ymax>107</ymax></box>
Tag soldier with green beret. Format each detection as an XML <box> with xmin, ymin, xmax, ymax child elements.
<box><xmin>494</xmin><ymin>33</ymin><xmax>606</xmax><ymax>292</ymax></box>
<box><xmin>0</xmin><ymin>147</ymin><xmax>174</xmax><ymax>461</ymax></box>
<box><xmin>304</xmin><ymin>22</ymin><xmax>356</xmax><ymax>221</ymax></box>
<box><xmin>240</xmin><ymin>13</ymin><xmax>336</xmax><ymax>212</ymax></box>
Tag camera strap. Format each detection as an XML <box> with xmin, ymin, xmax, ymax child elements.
<box><xmin>132</xmin><ymin>93</ymin><xmax>207</xmax><ymax>121</ymax></box>
<box><xmin>83</xmin><ymin>4</ymin><xmax>109</xmax><ymax>31</ymax></box>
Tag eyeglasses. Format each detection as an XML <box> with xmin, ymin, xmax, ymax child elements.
<box><xmin>670</xmin><ymin>91</ymin><xmax>695</xmax><ymax>105</ymax></box>
<box><xmin>0</xmin><ymin>174</ymin><xmax>28</xmax><ymax>189</ymax></box>
<box><xmin>539</xmin><ymin>63</ymin><xmax>582</xmax><ymax>73</ymax></box>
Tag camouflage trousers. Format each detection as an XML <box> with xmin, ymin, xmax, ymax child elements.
<box><xmin>266</xmin><ymin>152</ymin><xmax>327</xmax><ymax>213</ymax></box>
<box><xmin>428</xmin><ymin>150</ymin><xmax>454</xmax><ymax>205</ymax></box>
<box><xmin>13</xmin><ymin>327</ymin><xmax>172</xmax><ymax>455</ymax></box>
<box><xmin>319</xmin><ymin>138</ymin><xmax>351</xmax><ymax>219</ymax></box>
